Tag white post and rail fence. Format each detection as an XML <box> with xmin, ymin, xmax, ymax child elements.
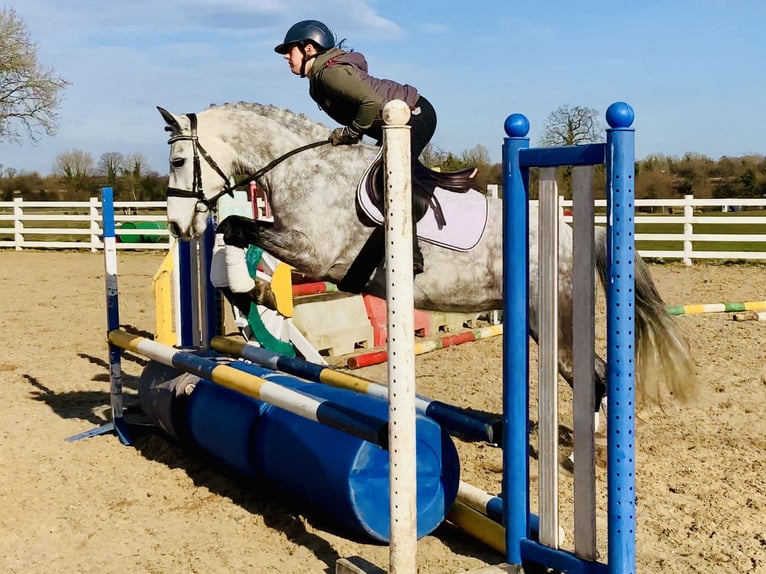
<box><xmin>2</xmin><ymin>194</ymin><xmax>766</xmax><ymax>264</ymax></box>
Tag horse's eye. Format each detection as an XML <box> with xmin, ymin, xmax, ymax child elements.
<box><xmin>171</xmin><ymin>158</ymin><xmax>185</xmax><ymax>168</ymax></box>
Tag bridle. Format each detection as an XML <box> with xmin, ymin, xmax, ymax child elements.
<box><xmin>166</xmin><ymin>112</ymin><xmax>331</xmax><ymax>213</ymax></box>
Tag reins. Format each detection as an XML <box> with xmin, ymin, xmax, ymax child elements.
<box><xmin>228</xmin><ymin>139</ymin><xmax>331</xmax><ymax>194</ymax></box>
<box><xmin>166</xmin><ymin>112</ymin><xmax>331</xmax><ymax>212</ymax></box>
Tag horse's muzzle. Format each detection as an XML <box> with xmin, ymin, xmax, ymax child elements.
<box><xmin>167</xmin><ymin>221</ymin><xmax>183</xmax><ymax>239</ymax></box>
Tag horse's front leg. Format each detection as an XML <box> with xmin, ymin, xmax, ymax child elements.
<box><xmin>216</xmin><ymin>215</ymin><xmax>264</xmax><ymax>249</ymax></box>
<box><xmin>217</xmin><ymin>214</ymin><xmax>322</xmax><ymax>273</ymax></box>
<box><xmin>209</xmin><ymin>220</ymin><xmax>279</xmax><ymax>311</ymax></box>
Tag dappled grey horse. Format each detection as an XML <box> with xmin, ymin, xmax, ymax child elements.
<box><xmin>158</xmin><ymin>102</ymin><xmax>695</xmax><ymax>407</ymax></box>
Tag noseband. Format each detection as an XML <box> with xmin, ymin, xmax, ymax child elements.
<box><xmin>166</xmin><ymin>113</ymin><xmax>331</xmax><ymax>213</ymax></box>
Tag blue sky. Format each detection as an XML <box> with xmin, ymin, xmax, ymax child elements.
<box><xmin>2</xmin><ymin>0</ymin><xmax>764</xmax><ymax>175</ymax></box>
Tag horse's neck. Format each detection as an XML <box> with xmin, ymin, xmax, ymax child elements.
<box><xmin>209</xmin><ymin>105</ymin><xmax>372</xmax><ymax>220</ymax></box>
<box><xmin>257</xmin><ymin>144</ymin><xmax>372</xmax><ymax>217</ymax></box>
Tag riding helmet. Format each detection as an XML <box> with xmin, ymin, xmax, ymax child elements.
<box><xmin>274</xmin><ymin>20</ymin><xmax>335</xmax><ymax>54</ymax></box>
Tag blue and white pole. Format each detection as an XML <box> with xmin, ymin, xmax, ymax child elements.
<box><xmin>108</xmin><ymin>329</ymin><xmax>389</xmax><ymax>447</ymax></box>
<box><xmin>100</xmin><ymin>186</ymin><xmax>131</xmax><ymax>444</ymax></box>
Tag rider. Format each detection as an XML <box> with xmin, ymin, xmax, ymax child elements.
<box><xmin>275</xmin><ymin>19</ymin><xmax>434</xmax><ymax>275</ymax></box>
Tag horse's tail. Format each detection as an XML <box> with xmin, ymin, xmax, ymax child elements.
<box><xmin>594</xmin><ymin>229</ymin><xmax>697</xmax><ymax>404</ymax></box>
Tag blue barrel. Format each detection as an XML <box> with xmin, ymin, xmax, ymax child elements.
<box><xmin>140</xmin><ymin>359</ymin><xmax>267</xmax><ymax>479</ymax></box>
<box><xmin>186</xmin><ymin>377</ymin><xmax>266</xmax><ymax>479</ymax></box>
<box><xmin>140</xmin><ymin>358</ymin><xmax>460</xmax><ymax>542</ymax></box>
<box><xmin>138</xmin><ymin>361</ymin><xmax>197</xmax><ymax>442</ymax></box>
<box><xmin>249</xmin><ymin>376</ymin><xmax>459</xmax><ymax>541</ymax></box>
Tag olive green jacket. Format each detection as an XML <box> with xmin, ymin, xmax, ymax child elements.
<box><xmin>307</xmin><ymin>48</ymin><xmax>419</xmax><ymax>140</ymax></box>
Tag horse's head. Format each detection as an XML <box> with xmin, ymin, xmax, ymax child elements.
<box><xmin>158</xmin><ymin>106</ymin><xmax>234</xmax><ymax>240</ymax></box>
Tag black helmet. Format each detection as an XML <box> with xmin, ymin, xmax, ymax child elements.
<box><xmin>274</xmin><ymin>20</ymin><xmax>335</xmax><ymax>54</ymax></box>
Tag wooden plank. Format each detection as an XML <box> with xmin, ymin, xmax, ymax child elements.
<box><xmin>537</xmin><ymin>167</ymin><xmax>559</xmax><ymax>549</ymax></box>
<box><xmin>572</xmin><ymin>165</ymin><xmax>597</xmax><ymax>561</ymax></box>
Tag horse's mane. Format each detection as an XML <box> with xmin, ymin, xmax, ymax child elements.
<box><xmin>204</xmin><ymin>101</ymin><xmax>330</xmax><ymax>142</ymax></box>
<box><xmin>196</xmin><ymin>101</ymin><xmax>375</xmax><ymax>179</ymax></box>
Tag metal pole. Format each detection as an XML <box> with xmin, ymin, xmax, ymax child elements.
<box><xmin>604</xmin><ymin>102</ymin><xmax>637</xmax><ymax>574</ymax></box>
<box><xmin>502</xmin><ymin>114</ymin><xmax>531</xmax><ymax>567</ymax></box>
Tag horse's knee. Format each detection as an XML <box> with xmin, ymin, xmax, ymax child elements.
<box><xmin>217</xmin><ymin>215</ymin><xmax>252</xmax><ymax>249</ymax></box>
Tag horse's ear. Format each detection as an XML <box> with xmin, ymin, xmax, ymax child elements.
<box><xmin>157</xmin><ymin>106</ymin><xmax>182</xmax><ymax>132</ymax></box>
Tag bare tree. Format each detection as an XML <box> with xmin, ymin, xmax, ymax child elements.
<box><xmin>537</xmin><ymin>105</ymin><xmax>604</xmax><ymax>198</ymax></box>
<box><xmin>419</xmin><ymin>142</ymin><xmax>446</xmax><ymax>168</ymax></box>
<box><xmin>460</xmin><ymin>145</ymin><xmax>494</xmax><ymax>192</ymax></box>
<box><xmin>122</xmin><ymin>153</ymin><xmax>146</xmax><ymax>176</ymax></box>
<box><xmin>120</xmin><ymin>152</ymin><xmax>147</xmax><ymax>200</ymax></box>
<box><xmin>53</xmin><ymin>149</ymin><xmax>94</xmax><ymax>197</ymax></box>
<box><xmin>0</xmin><ymin>8</ymin><xmax>69</xmax><ymax>143</ymax></box>
<box><xmin>539</xmin><ymin>105</ymin><xmax>603</xmax><ymax>147</ymax></box>
<box><xmin>98</xmin><ymin>152</ymin><xmax>124</xmax><ymax>184</ymax></box>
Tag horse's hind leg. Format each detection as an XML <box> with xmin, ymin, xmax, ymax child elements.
<box><xmin>556</xmin><ymin>350</ymin><xmax>607</xmax><ymax>416</ymax></box>
<box><xmin>559</xmin><ymin>352</ymin><xmax>607</xmax><ymax>469</ymax></box>
<box><xmin>530</xmin><ymin>323</ymin><xmax>607</xmax><ymax>417</ymax></box>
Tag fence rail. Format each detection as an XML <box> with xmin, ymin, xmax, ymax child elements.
<box><xmin>0</xmin><ymin>197</ymin><xmax>171</xmax><ymax>251</ymax></box>
<box><xmin>560</xmin><ymin>195</ymin><xmax>766</xmax><ymax>264</ymax></box>
<box><xmin>1</xmin><ymin>195</ymin><xmax>765</xmax><ymax>263</ymax></box>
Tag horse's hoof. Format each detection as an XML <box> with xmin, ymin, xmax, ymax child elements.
<box><xmin>249</xmin><ymin>283</ymin><xmax>278</xmax><ymax>311</ymax></box>
<box><xmin>563</xmin><ymin>453</ymin><xmax>575</xmax><ymax>473</ymax></box>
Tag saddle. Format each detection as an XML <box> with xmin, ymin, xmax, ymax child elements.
<box><xmin>341</xmin><ymin>153</ymin><xmax>487</xmax><ymax>294</ymax></box>
<box><xmin>365</xmin><ymin>155</ymin><xmax>478</xmax><ymax>228</ymax></box>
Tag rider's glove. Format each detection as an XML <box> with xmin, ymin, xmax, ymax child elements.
<box><xmin>330</xmin><ymin>126</ymin><xmax>361</xmax><ymax>146</ymax></box>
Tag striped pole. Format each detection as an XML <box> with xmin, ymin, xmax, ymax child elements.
<box><xmin>108</xmin><ymin>330</ymin><xmax>388</xmax><ymax>446</ymax></box>
<box><xmin>455</xmin><ymin>481</ymin><xmax>544</xmax><ymax>541</ymax></box>
<box><xmin>100</xmin><ymin>186</ymin><xmax>131</xmax><ymax>445</ymax></box>
<box><xmin>292</xmin><ymin>281</ymin><xmax>338</xmax><ymax>297</ymax></box>
<box><xmin>667</xmin><ymin>300</ymin><xmax>766</xmax><ymax>316</ymax></box>
<box><xmin>346</xmin><ymin>325</ymin><xmax>503</xmax><ymax>369</ymax></box>
<box><xmin>211</xmin><ymin>336</ymin><xmax>499</xmax><ymax>443</ymax></box>
<box><xmin>732</xmin><ymin>310</ymin><xmax>766</xmax><ymax>321</ymax></box>
<box><xmin>447</xmin><ymin>501</ymin><xmax>507</xmax><ymax>554</ymax></box>
<box><xmin>67</xmin><ymin>186</ymin><xmax>133</xmax><ymax>444</ymax></box>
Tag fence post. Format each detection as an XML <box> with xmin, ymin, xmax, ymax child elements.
<box><xmin>13</xmin><ymin>197</ymin><xmax>23</xmax><ymax>251</ymax></box>
<box><xmin>502</xmin><ymin>113</ymin><xmax>530</xmax><ymax>567</ymax></box>
<box><xmin>382</xmin><ymin>100</ymin><xmax>418</xmax><ymax>574</ymax></box>
<box><xmin>683</xmin><ymin>194</ymin><xmax>693</xmax><ymax>265</ymax></box>
<box><xmin>90</xmin><ymin>197</ymin><xmax>101</xmax><ymax>252</ymax></box>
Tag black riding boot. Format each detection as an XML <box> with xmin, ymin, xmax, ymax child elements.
<box><xmin>413</xmin><ymin>222</ymin><xmax>424</xmax><ymax>276</ymax></box>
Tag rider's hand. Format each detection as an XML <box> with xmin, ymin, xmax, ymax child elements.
<box><xmin>330</xmin><ymin>126</ymin><xmax>361</xmax><ymax>146</ymax></box>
